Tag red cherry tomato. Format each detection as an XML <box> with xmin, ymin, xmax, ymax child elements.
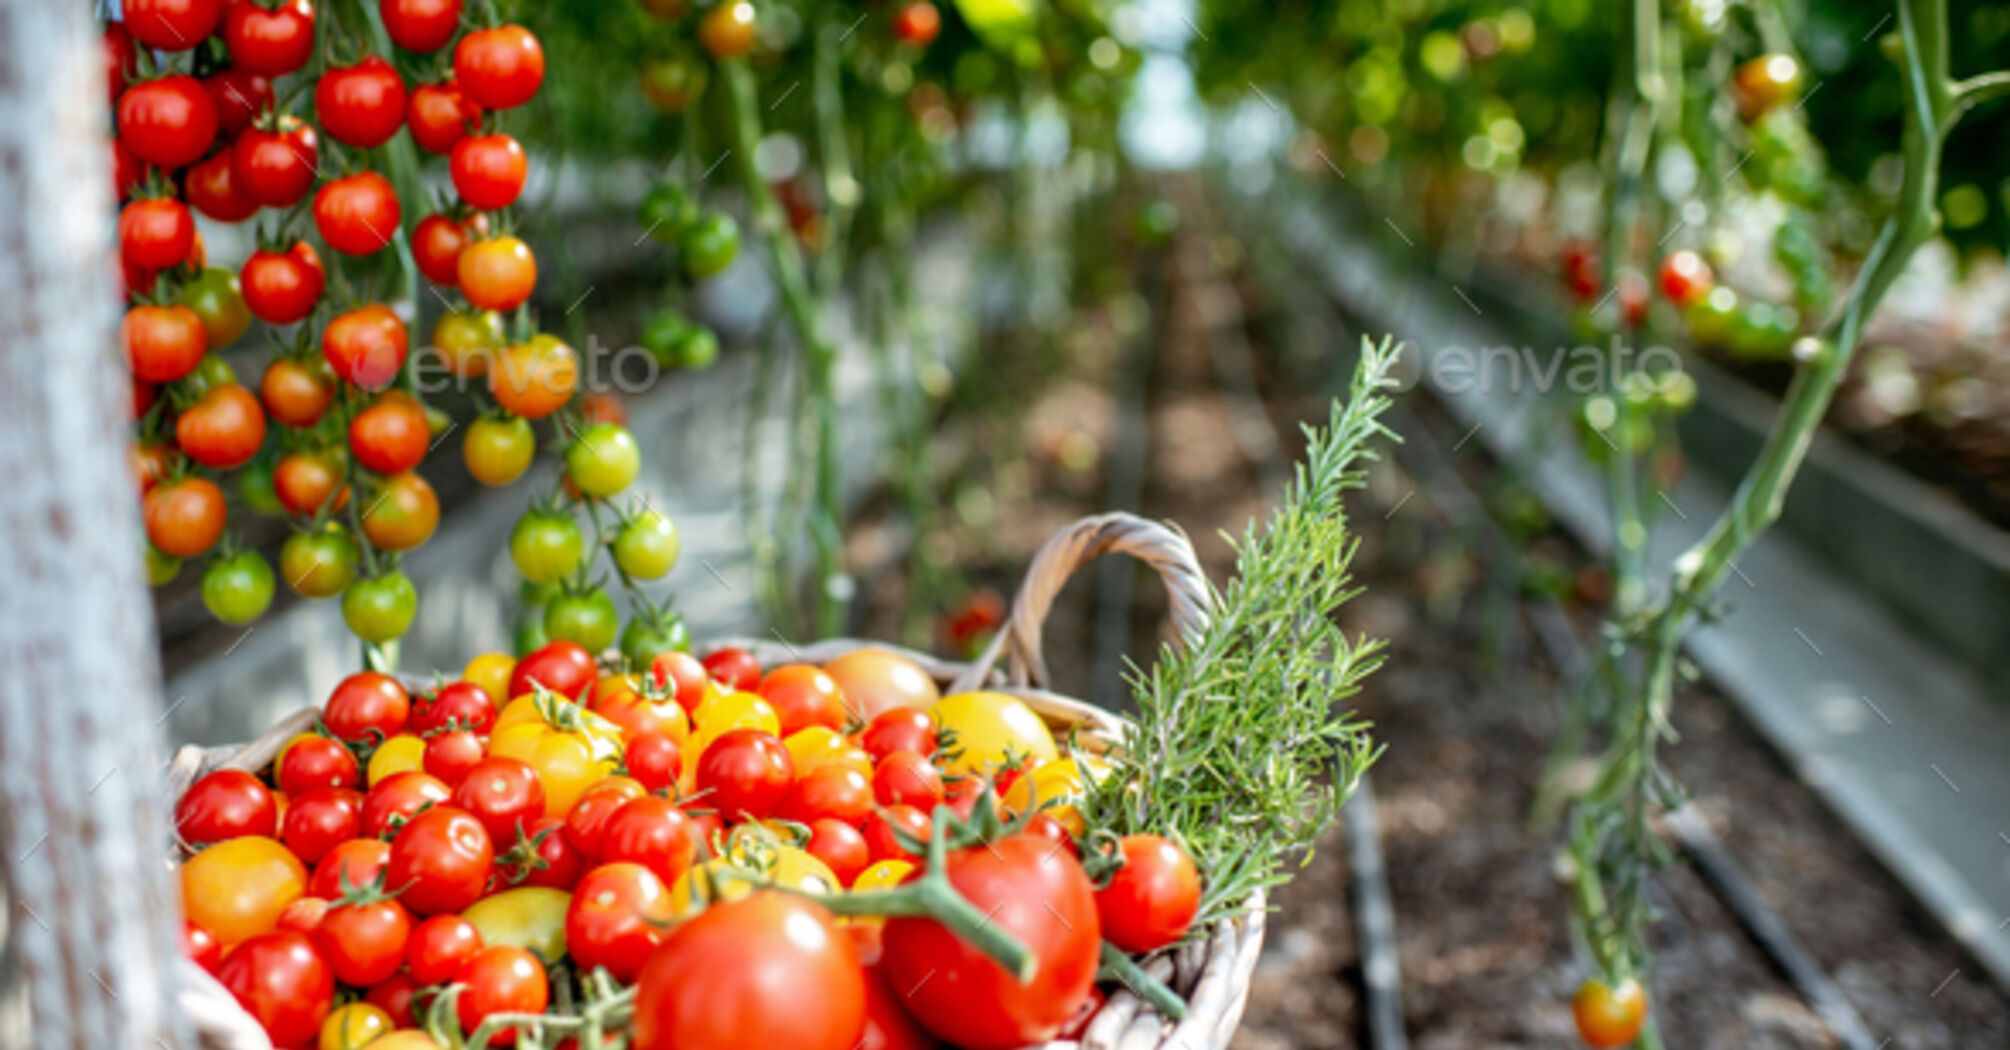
<box><xmin>883</xmin><ymin>834</ymin><xmax>1101</xmax><ymax>1048</ymax></box>
<box><xmin>124</xmin><ymin>305</ymin><xmax>207</xmax><ymax>384</ymax></box>
<box><xmin>872</xmin><ymin>751</ymin><xmax>945</xmax><ymax>810</ymax></box>
<box><xmin>407</xmin><ymin>913</ymin><xmax>484</xmax><ymax>985</ymax></box>
<box><xmin>118</xmin><ymin>74</ymin><xmax>218</xmax><ymax>168</ymax></box>
<box><xmin>280</xmin><ymin>788</ymin><xmax>365</xmax><ymax>865</ymax></box>
<box><xmin>316</xmin><ymin>55</ymin><xmax>407</xmax><ymax>148</ymax></box>
<box><xmin>456</xmin><ymin>946</ymin><xmax>549</xmax><ymax>1045</ymax></box>
<box><xmin>203</xmin><ymin>68</ymin><xmax>273</xmax><ymax>137</ymax></box>
<box><xmin>183</xmin><ymin>919</ymin><xmax>224</xmax><ymax>973</ymax></box>
<box><xmin>1021</xmin><ymin>811</ymin><xmax>1078</xmax><ymax>858</ymax></box>
<box><xmin>276</xmin><ymin>736</ymin><xmax>362</xmax><ymax>796</ymax></box>
<box><xmin>862</xmin><ymin>804</ymin><xmax>929</xmax><ymax>862</ymax></box>
<box><xmin>451</xmin><ymin>757</ymin><xmax>547</xmax><ymax>845</ymax></box>
<box><xmin>784</xmin><ymin>764</ymin><xmax>875</xmax><ymax>826</ymax></box>
<box><xmin>365</xmin><ymin>972</ymin><xmax>421</xmax><ymax>1028</ymax></box>
<box><xmin>563</xmin><ymin>779</ymin><xmax>648</xmax><ymax>859</ymax></box>
<box><xmin>387</xmin><ymin>806</ymin><xmax>495</xmax><ymax>915</ymax></box>
<box><xmin>695</xmin><ymin>729</ymin><xmax>794</xmax><ymax>822</ymax></box>
<box><xmin>1658</xmin><ymin>249</ymin><xmax>1714</xmax><ymax>306</ymax></box>
<box><xmin>411</xmin><ymin>680</ymin><xmax>498</xmax><ymax>735</ymax></box>
<box><xmin>759</xmin><ymin>664</ymin><xmax>848</xmax><ymax>734</ymax></box>
<box><xmin>233</xmin><ymin>119</ymin><xmax>319</xmax><ymax>208</ymax></box>
<box><xmin>310</xmin><ymin>839</ymin><xmax>391</xmax><ymax>899</ymax></box>
<box><xmin>175</xmin><ymin>384</ymin><xmax>267</xmax><ymax>470</ymax></box>
<box><xmin>510</xmin><ymin>815</ymin><xmax>585</xmax><ymax>890</ymax></box>
<box><xmin>450</xmin><ymin>133</ymin><xmax>528</xmax><ymax>210</ymax></box>
<box><xmin>631</xmin><ymin>893</ymin><xmax>864</xmax><ymax>1050</ymax></box>
<box><xmin>624</xmin><ymin>731</ymin><xmax>682</xmax><ymax>793</ymax></box>
<box><xmin>314</xmin><ymin>895</ymin><xmax>413</xmax><ymax>986</ymax></box>
<box><xmin>423</xmin><ymin>729</ymin><xmax>488</xmax><ymax>787</ymax></box>
<box><xmin>143</xmin><ymin>474</ymin><xmax>226</xmax><ymax>557</ymax></box>
<box><xmin>315</xmin><ymin>172</ymin><xmax>401</xmax><ymax>255</ymax></box>
<box><xmin>701</xmin><ymin>647</ymin><xmax>761</xmax><ymax>691</ymax></box>
<box><xmin>322</xmin><ymin>303</ymin><xmax>409</xmax><ymax>389</ymax></box>
<box><xmin>860</xmin><ymin>708</ymin><xmax>936</xmax><ymax>761</ymax></box>
<box><xmin>454</xmin><ymin>25</ymin><xmax>545</xmax><ymax>110</ymax></box>
<box><xmin>348</xmin><ymin>393</ymin><xmax>430</xmax><ymax>474</ymax></box>
<box><xmin>892</xmin><ymin>2</ymin><xmax>941</xmax><ymax>46</ymax></box>
<box><xmin>381</xmin><ymin>0</ymin><xmax>464</xmax><ymax>52</ymax></box>
<box><xmin>600</xmin><ymin>796</ymin><xmax>698</xmax><ymax>887</ymax></box>
<box><xmin>407</xmin><ymin>79</ymin><xmax>484</xmax><ymax>154</ymax></box>
<box><xmin>509</xmin><ymin>640</ymin><xmax>596</xmax><ymax>700</ymax></box>
<box><xmin>324</xmin><ymin>672</ymin><xmax>411</xmax><ymax>743</ymax></box>
<box><xmin>185</xmin><ymin>150</ymin><xmax>259</xmax><ymax>222</ymax></box>
<box><xmin>806</xmin><ymin>818</ymin><xmax>870</xmax><ymax>887</ymax></box>
<box><xmin>224</xmin><ymin>0</ymin><xmax>314</xmax><ymax>76</ymax></box>
<box><xmin>1095</xmin><ymin>834</ymin><xmax>1200</xmax><ymax>953</ymax></box>
<box><xmin>104</xmin><ymin>24</ymin><xmax>139</xmax><ymax>103</ymax></box>
<box><xmin>567</xmin><ymin>861</ymin><xmax>674</xmax><ymax>983</ymax></box>
<box><xmin>240</xmin><ymin>240</ymin><xmax>324</xmax><ymax>323</ymax></box>
<box><xmin>360</xmin><ymin>771</ymin><xmax>451</xmax><ymax>839</ymax></box>
<box><xmin>216</xmin><ymin>931</ymin><xmax>334</xmax><ymax>1047</ymax></box>
<box><xmin>125</xmin><ymin>0</ymin><xmax>225</xmax><ymax>52</ymax></box>
<box><xmin>176</xmin><ymin>769</ymin><xmax>278</xmax><ymax>846</ymax></box>
<box><xmin>120</xmin><ymin>197</ymin><xmax>195</xmax><ymax>270</ymax></box>
<box><xmin>648</xmin><ymin>651</ymin><xmax>709</xmax><ymax>716</ymax></box>
<box><xmin>412</xmin><ymin>211</ymin><xmax>485</xmax><ymax>286</ymax></box>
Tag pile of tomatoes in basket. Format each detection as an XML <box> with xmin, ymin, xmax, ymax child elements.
<box><xmin>175</xmin><ymin>640</ymin><xmax>1204</xmax><ymax>1050</ymax></box>
<box><xmin>112</xmin><ymin>0</ymin><xmax>612</xmax><ymax>638</ymax></box>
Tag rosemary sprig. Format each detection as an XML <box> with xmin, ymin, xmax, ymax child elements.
<box><xmin>1089</xmin><ymin>335</ymin><xmax>1403</xmax><ymax>927</ymax></box>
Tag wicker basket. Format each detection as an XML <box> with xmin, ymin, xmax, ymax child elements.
<box><xmin>170</xmin><ymin>512</ymin><xmax>1268</xmax><ymax>1050</ymax></box>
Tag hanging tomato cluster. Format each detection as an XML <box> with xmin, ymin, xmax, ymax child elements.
<box><xmin>111</xmin><ymin>0</ymin><xmax>656</xmax><ymax>649</ymax></box>
<box><xmin>176</xmin><ymin>641</ymin><xmax>1204</xmax><ymax>1050</ymax></box>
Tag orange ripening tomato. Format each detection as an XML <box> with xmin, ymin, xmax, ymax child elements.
<box><xmin>489</xmin><ymin>334</ymin><xmax>576</xmax><ymax>419</ymax></box>
<box><xmin>459</xmin><ymin>235</ymin><xmax>536</xmax><ymax>312</ymax></box>
<box><xmin>1573</xmin><ymin>978</ymin><xmax>1648</xmax><ymax>1048</ymax></box>
<box><xmin>824</xmin><ymin>648</ymin><xmax>940</xmax><ymax>720</ymax></box>
<box><xmin>759</xmin><ymin>664</ymin><xmax>849</xmax><ymax>734</ymax></box>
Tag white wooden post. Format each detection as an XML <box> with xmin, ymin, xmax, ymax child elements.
<box><xmin>0</xmin><ymin>1</ymin><xmax>193</xmax><ymax>1047</ymax></box>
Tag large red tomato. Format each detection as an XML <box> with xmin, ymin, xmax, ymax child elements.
<box><xmin>233</xmin><ymin>119</ymin><xmax>319</xmax><ymax>208</ymax></box>
<box><xmin>316</xmin><ymin>56</ymin><xmax>407</xmax><ymax>148</ymax></box>
<box><xmin>241</xmin><ymin>240</ymin><xmax>325</xmax><ymax>324</ymax></box>
<box><xmin>117</xmin><ymin>74</ymin><xmax>217</xmax><ymax>168</ymax></box>
<box><xmin>454</xmin><ymin>25</ymin><xmax>545</xmax><ymax>109</ymax></box>
<box><xmin>882</xmin><ymin>834</ymin><xmax>1101</xmax><ymax>1048</ymax></box>
<box><xmin>315</xmin><ymin>172</ymin><xmax>401</xmax><ymax>255</ymax></box>
<box><xmin>566</xmin><ymin>862</ymin><xmax>674</xmax><ymax>983</ymax></box>
<box><xmin>631</xmin><ymin>893</ymin><xmax>865</xmax><ymax>1050</ymax></box>
<box><xmin>386</xmin><ymin>806</ymin><xmax>495</xmax><ymax>915</ymax></box>
<box><xmin>215</xmin><ymin>931</ymin><xmax>333</xmax><ymax>1048</ymax></box>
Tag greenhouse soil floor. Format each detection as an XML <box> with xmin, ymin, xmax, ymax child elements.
<box><xmin>853</xmin><ymin>212</ymin><xmax>2010</xmax><ymax>1047</ymax></box>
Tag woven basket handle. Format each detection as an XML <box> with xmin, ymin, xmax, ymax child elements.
<box><xmin>950</xmin><ymin>512</ymin><xmax>1214</xmax><ymax>694</ymax></box>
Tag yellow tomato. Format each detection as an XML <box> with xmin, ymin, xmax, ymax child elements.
<box><xmin>366</xmin><ymin>734</ymin><xmax>427</xmax><ymax>786</ymax></box>
<box><xmin>370</xmin><ymin>1034</ymin><xmax>447</xmax><ymax>1050</ymax></box>
<box><xmin>463</xmin><ymin>886</ymin><xmax>571</xmax><ymax>962</ymax></box>
<box><xmin>489</xmin><ymin>722</ymin><xmax>614</xmax><ymax>817</ymax></box>
<box><xmin>782</xmin><ymin>727</ymin><xmax>871</xmax><ymax>779</ymax></box>
<box><xmin>929</xmin><ymin>691</ymin><xmax>1058</xmax><ymax>777</ymax></box>
<box><xmin>463</xmin><ymin>651</ymin><xmax>516</xmax><ymax>703</ymax></box>
<box><xmin>494</xmin><ymin>695</ymin><xmax>624</xmax><ymax>754</ymax></box>
<box><xmin>1002</xmin><ymin>757</ymin><xmax>1105</xmax><ymax>838</ymax></box>
<box><xmin>319</xmin><ymin>1003</ymin><xmax>393</xmax><ymax>1050</ymax></box>
<box><xmin>180</xmin><ymin>836</ymin><xmax>306</xmax><ymax>947</ymax></box>
<box><xmin>692</xmin><ymin>689</ymin><xmax>779</xmax><ymax>735</ymax></box>
<box><xmin>844</xmin><ymin>859</ymin><xmax>918</xmax><ymax>927</ymax></box>
<box><xmin>668</xmin><ymin>843</ymin><xmax>838</xmax><ymax>920</ymax></box>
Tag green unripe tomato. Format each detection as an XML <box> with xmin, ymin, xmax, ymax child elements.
<box><xmin>181</xmin><ymin>354</ymin><xmax>237</xmax><ymax>399</ymax></box>
<box><xmin>641</xmin><ymin>310</ymin><xmax>694</xmax><ymax>366</ymax></box>
<box><xmin>145</xmin><ymin>544</ymin><xmax>182</xmax><ymax>587</ymax></box>
<box><xmin>566</xmin><ymin>424</ymin><xmax>641</xmax><ymax>498</ymax></box>
<box><xmin>179</xmin><ymin>268</ymin><xmax>252</xmax><ymax>350</ymax></box>
<box><xmin>510</xmin><ymin>510</ymin><xmax>587</xmax><ymax>585</ymax></box>
<box><xmin>640</xmin><ymin>182</ymin><xmax>699</xmax><ymax>246</ymax></box>
<box><xmin>237</xmin><ymin>457</ymin><xmax>284</xmax><ymax>516</ymax></box>
<box><xmin>619</xmin><ymin>611</ymin><xmax>691</xmax><ymax>668</ymax></box>
<box><xmin>544</xmin><ymin>588</ymin><xmax>619</xmax><ymax>653</ymax></box>
<box><xmin>612</xmin><ymin>509</ymin><xmax>681</xmax><ymax>580</ymax></box>
<box><xmin>343</xmin><ymin>571</ymin><xmax>418</xmax><ymax>643</ymax></box>
<box><xmin>672</xmin><ymin>325</ymin><xmax>719</xmax><ymax>369</ymax></box>
<box><xmin>202</xmin><ymin>550</ymin><xmax>275</xmax><ymax>625</ymax></box>
<box><xmin>679</xmin><ymin>211</ymin><xmax>740</xmax><ymax>279</ymax></box>
<box><xmin>281</xmin><ymin>525</ymin><xmax>360</xmax><ymax>599</ymax></box>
